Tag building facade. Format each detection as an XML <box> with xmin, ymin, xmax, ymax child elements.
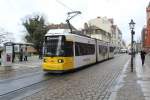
<box><xmin>87</xmin><ymin>17</ymin><xmax>112</xmax><ymax>43</ymax></box>
<box><xmin>111</xmin><ymin>25</ymin><xmax>123</xmax><ymax>48</ymax></box>
<box><xmin>142</xmin><ymin>3</ymin><xmax>150</xmax><ymax>48</ymax></box>
<box><xmin>141</xmin><ymin>26</ymin><xmax>146</xmax><ymax>48</ymax></box>
<box><xmin>83</xmin><ymin>17</ymin><xmax>123</xmax><ymax>52</ymax></box>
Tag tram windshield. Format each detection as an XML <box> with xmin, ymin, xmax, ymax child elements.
<box><xmin>44</xmin><ymin>35</ymin><xmax>73</xmax><ymax>57</ymax></box>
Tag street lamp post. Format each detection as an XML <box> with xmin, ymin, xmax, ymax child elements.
<box><xmin>129</xmin><ymin>19</ymin><xmax>135</xmax><ymax>72</ymax></box>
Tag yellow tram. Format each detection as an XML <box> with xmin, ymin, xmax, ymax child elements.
<box><xmin>42</xmin><ymin>29</ymin><xmax>115</xmax><ymax>73</ymax></box>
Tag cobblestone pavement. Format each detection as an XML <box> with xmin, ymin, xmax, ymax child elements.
<box><xmin>137</xmin><ymin>54</ymin><xmax>150</xmax><ymax>100</ymax></box>
<box><xmin>109</xmin><ymin>57</ymin><xmax>145</xmax><ymax>100</ymax></box>
<box><xmin>20</xmin><ymin>54</ymin><xmax>129</xmax><ymax>100</ymax></box>
<box><xmin>109</xmin><ymin>54</ymin><xmax>150</xmax><ymax>100</ymax></box>
<box><xmin>0</xmin><ymin>56</ymin><xmax>42</xmax><ymax>80</ymax></box>
<box><xmin>145</xmin><ymin>54</ymin><xmax>150</xmax><ymax>67</ymax></box>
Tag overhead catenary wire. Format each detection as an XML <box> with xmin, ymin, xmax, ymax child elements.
<box><xmin>55</xmin><ymin>0</ymin><xmax>84</xmax><ymax>30</ymax></box>
<box><xmin>55</xmin><ymin>0</ymin><xmax>74</xmax><ymax>12</ymax></box>
<box><xmin>55</xmin><ymin>0</ymin><xmax>85</xmax><ymax>20</ymax></box>
<box><xmin>55</xmin><ymin>0</ymin><xmax>84</xmax><ymax>18</ymax></box>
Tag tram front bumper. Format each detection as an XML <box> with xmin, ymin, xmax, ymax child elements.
<box><xmin>42</xmin><ymin>57</ymin><xmax>74</xmax><ymax>71</ymax></box>
<box><xmin>42</xmin><ymin>63</ymin><xmax>64</xmax><ymax>71</ymax></box>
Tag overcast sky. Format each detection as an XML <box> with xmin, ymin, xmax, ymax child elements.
<box><xmin>0</xmin><ymin>0</ymin><xmax>149</xmax><ymax>44</ymax></box>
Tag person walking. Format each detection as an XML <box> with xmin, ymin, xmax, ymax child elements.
<box><xmin>140</xmin><ymin>49</ymin><xmax>146</xmax><ymax>66</ymax></box>
<box><xmin>39</xmin><ymin>48</ymin><xmax>42</xmax><ymax>59</ymax></box>
<box><xmin>24</xmin><ymin>47</ymin><xmax>28</xmax><ymax>61</ymax></box>
<box><xmin>20</xmin><ymin>48</ymin><xmax>23</xmax><ymax>62</ymax></box>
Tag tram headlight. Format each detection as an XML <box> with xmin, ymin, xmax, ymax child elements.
<box><xmin>58</xmin><ymin>59</ymin><xmax>64</xmax><ymax>63</ymax></box>
<box><xmin>43</xmin><ymin>59</ymin><xmax>46</xmax><ymax>62</ymax></box>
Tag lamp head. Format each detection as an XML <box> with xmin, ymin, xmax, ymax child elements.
<box><xmin>129</xmin><ymin>19</ymin><xmax>135</xmax><ymax>30</ymax></box>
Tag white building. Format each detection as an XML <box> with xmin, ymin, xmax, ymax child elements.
<box><xmin>111</xmin><ymin>25</ymin><xmax>123</xmax><ymax>48</ymax></box>
<box><xmin>84</xmin><ymin>17</ymin><xmax>122</xmax><ymax>43</ymax></box>
<box><xmin>88</xmin><ymin>17</ymin><xmax>112</xmax><ymax>33</ymax></box>
<box><xmin>83</xmin><ymin>17</ymin><xmax>123</xmax><ymax>52</ymax></box>
<box><xmin>84</xmin><ymin>17</ymin><xmax>112</xmax><ymax>42</ymax></box>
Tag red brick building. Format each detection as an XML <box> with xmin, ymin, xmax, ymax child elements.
<box><xmin>143</xmin><ymin>3</ymin><xmax>150</xmax><ymax>48</ymax></box>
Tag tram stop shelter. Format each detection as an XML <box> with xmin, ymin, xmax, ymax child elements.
<box><xmin>0</xmin><ymin>42</ymin><xmax>36</xmax><ymax>63</ymax></box>
<box><xmin>12</xmin><ymin>42</ymin><xmax>37</xmax><ymax>62</ymax></box>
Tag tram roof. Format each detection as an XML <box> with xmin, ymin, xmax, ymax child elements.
<box><xmin>45</xmin><ymin>29</ymin><xmax>71</xmax><ymax>36</ymax></box>
<box><xmin>4</xmin><ymin>42</ymin><xmax>34</xmax><ymax>45</ymax></box>
<box><xmin>45</xmin><ymin>29</ymin><xmax>114</xmax><ymax>45</ymax></box>
<box><xmin>45</xmin><ymin>29</ymin><xmax>92</xmax><ymax>38</ymax></box>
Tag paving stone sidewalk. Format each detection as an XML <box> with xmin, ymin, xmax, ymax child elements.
<box><xmin>109</xmin><ymin>55</ymin><xmax>146</xmax><ymax>100</ymax></box>
<box><xmin>0</xmin><ymin>56</ymin><xmax>42</xmax><ymax>80</ymax></box>
<box><xmin>145</xmin><ymin>54</ymin><xmax>150</xmax><ymax>66</ymax></box>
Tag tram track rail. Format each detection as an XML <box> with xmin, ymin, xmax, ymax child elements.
<box><xmin>0</xmin><ymin>67</ymin><xmax>41</xmax><ymax>80</ymax></box>
<box><xmin>0</xmin><ymin>71</ymin><xmax>59</xmax><ymax>100</ymax></box>
<box><xmin>0</xmin><ymin>79</ymin><xmax>53</xmax><ymax>100</ymax></box>
<box><xmin>0</xmin><ymin>71</ymin><xmax>42</xmax><ymax>83</ymax></box>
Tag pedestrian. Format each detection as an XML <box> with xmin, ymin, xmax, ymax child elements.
<box><xmin>140</xmin><ymin>49</ymin><xmax>146</xmax><ymax>66</ymax></box>
<box><xmin>39</xmin><ymin>48</ymin><xmax>42</xmax><ymax>59</ymax></box>
<box><xmin>12</xmin><ymin>51</ymin><xmax>15</xmax><ymax>62</ymax></box>
<box><xmin>24</xmin><ymin>47</ymin><xmax>28</xmax><ymax>61</ymax></box>
<box><xmin>20</xmin><ymin>48</ymin><xmax>23</xmax><ymax>62</ymax></box>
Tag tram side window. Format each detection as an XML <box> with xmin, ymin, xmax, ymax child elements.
<box><xmin>75</xmin><ymin>42</ymin><xmax>95</xmax><ymax>56</ymax></box>
<box><xmin>110</xmin><ymin>47</ymin><xmax>115</xmax><ymax>52</ymax></box>
<box><xmin>64</xmin><ymin>41</ymin><xmax>73</xmax><ymax>57</ymax></box>
<box><xmin>99</xmin><ymin>45</ymin><xmax>103</xmax><ymax>53</ymax></box>
<box><xmin>75</xmin><ymin>43</ymin><xmax>80</xmax><ymax>56</ymax></box>
<box><xmin>105</xmin><ymin>46</ymin><xmax>108</xmax><ymax>53</ymax></box>
<box><xmin>101</xmin><ymin>46</ymin><xmax>107</xmax><ymax>54</ymax></box>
